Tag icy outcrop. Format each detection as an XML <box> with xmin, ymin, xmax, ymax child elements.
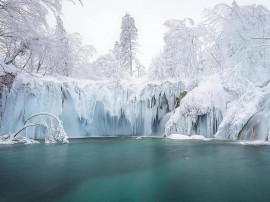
<box><xmin>165</xmin><ymin>70</ymin><xmax>270</xmax><ymax>141</ymax></box>
<box><xmin>0</xmin><ymin>134</ymin><xmax>39</xmax><ymax>145</ymax></box>
<box><xmin>0</xmin><ymin>72</ymin><xmax>186</xmax><ymax>138</ymax></box>
<box><xmin>215</xmin><ymin>85</ymin><xmax>266</xmax><ymax>140</ymax></box>
<box><xmin>165</xmin><ymin>76</ymin><xmax>226</xmax><ymax>138</ymax></box>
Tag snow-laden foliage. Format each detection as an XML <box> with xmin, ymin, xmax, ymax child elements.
<box><xmin>0</xmin><ymin>0</ymin><xmax>94</xmax><ymax>77</ymax></box>
<box><xmin>25</xmin><ymin>113</ymin><xmax>69</xmax><ymax>143</ymax></box>
<box><xmin>120</xmin><ymin>13</ymin><xmax>138</xmax><ymax>77</ymax></box>
<box><xmin>149</xmin><ymin>2</ymin><xmax>270</xmax><ymax>85</ymax></box>
<box><xmin>0</xmin><ymin>111</ymin><xmax>69</xmax><ymax>144</ymax></box>
<box><xmin>149</xmin><ymin>19</ymin><xmax>203</xmax><ymax>80</ymax></box>
<box><xmin>85</xmin><ymin>13</ymin><xmax>141</xmax><ymax>80</ymax></box>
<box><xmin>203</xmin><ymin>1</ymin><xmax>270</xmax><ymax>85</ymax></box>
<box><xmin>76</xmin><ymin>13</ymin><xmax>145</xmax><ymax>80</ymax></box>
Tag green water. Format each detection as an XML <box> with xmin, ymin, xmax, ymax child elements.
<box><xmin>0</xmin><ymin>138</ymin><xmax>270</xmax><ymax>202</ymax></box>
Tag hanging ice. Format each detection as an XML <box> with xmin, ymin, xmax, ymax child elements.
<box><xmin>0</xmin><ymin>73</ymin><xmax>185</xmax><ymax>138</ymax></box>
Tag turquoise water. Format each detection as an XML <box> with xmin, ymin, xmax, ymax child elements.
<box><xmin>1</xmin><ymin>138</ymin><xmax>270</xmax><ymax>202</ymax></box>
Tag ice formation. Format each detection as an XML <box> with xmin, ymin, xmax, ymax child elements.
<box><xmin>0</xmin><ymin>112</ymin><xmax>68</xmax><ymax>144</ymax></box>
<box><xmin>1</xmin><ymin>62</ymin><xmax>270</xmax><ymax>142</ymax></box>
<box><xmin>165</xmin><ymin>75</ymin><xmax>226</xmax><ymax>138</ymax></box>
<box><xmin>165</xmin><ymin>70</ymin><xmax>270</xmax><ymax>141</ymax></box>
<box><xmin>0</xmin><ymin>69</ymin><xmax>186</xmax><ymax>138</ymax></box>
<box><xmin>24</xmin><ymin>113</ymin><xmax>69</xmax><ymax>143</ymax></box>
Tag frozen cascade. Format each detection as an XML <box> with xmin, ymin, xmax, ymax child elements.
<box><xmin>0</xmin><ymin>74</ymin><xmax>185</xmax><ymax>138</ymax></box>
<box><xmin>237</xmin><ymin>94</ymin><xmax>270</xmax><ymax>141</ymax></box>
<box><xmin>165</xmin><ymin>76</ymin><xmax>226</xmax><ymax>138</ymax></box>
<box><xmin>2</xmin><ymin>66</ymin><xmax>270</xmax><ymax>141</ymax></box>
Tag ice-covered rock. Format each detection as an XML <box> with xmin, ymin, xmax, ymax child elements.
<box><xmin>166</xmin><ymin>70</ymin><xmax>270</xmax><ymax>141</ymax></box>
<box><xmin>165</xmin><ymin>75</ymin><xmax>226</xmax><ymax>138</ymax></box>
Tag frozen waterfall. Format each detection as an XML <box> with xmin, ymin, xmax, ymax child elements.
<box><xmin>1</xmin><ymin>67</ymin><xmax>270</xmax><ymax>141</ymax></box>
<box><xmin>0</xmin><ymin>74</ymin><xmax>185</xmax><ymax>138</ymax></box>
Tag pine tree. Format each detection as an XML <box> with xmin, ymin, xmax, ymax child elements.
<box><xmin>119</xmin><ymin>13</ymin><xmax>138</xmax><ymax>77</ymax></box>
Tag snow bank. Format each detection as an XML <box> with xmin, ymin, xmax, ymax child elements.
<box><xmin>0</xmin><ymin>134</ymin><xmax>39</xmax><ymax>145</ymax></box>
<box><xmin>237</xmin><ymin>141</ymin><xmax>270</xmax><ymax>146</ymax></box>
<box><xmin>167</xmin><ymin>134</ymin><xmax>206</xmax><ymax>140</ymax></box>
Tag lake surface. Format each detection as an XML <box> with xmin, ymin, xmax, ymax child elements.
<box><xmin>0</xmin><ymin>138</ymin><xmax>270</xmax><ymax>202</ymax></box>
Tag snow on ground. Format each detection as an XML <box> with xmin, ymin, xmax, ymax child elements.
<box><xmin>167</xmin><ymin>134</ymin><xmax>206</xmax><ymax>140</ymax></box>
<box><xmin>237</xmin><ymin>141</ymin><xmax>270</xmax><ymax>146</ymax></box>
<box><xmin>0</xmin><ymin>134</ymin><xmax>39</xmax><ymax>145</ymax></box>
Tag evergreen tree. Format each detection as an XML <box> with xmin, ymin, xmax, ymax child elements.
<box><xmin>120</xmin><ymin>13</ymin><xmax>138</xmax><ymax>77</ymax></box>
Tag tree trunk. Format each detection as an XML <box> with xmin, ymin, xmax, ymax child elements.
<box><xmin>5</xmin><ymin>48</ymin><xmax>23</xmax><ymax>65</ymax></box>
<box><xmin>130</xmin><ymin>41</ymin><xmax>132</xmax><ymax>77</ymax></box>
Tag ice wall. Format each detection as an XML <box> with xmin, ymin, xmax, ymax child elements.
<box><xmin>0</xmin><ymin>74</ymin><xmax>185</xmax><ymax>138</ymax></box>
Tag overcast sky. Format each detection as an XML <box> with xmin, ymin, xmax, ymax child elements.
<box><xmin>62</xmin><ymin>0</ymin><xmax>270</xmax><ymax>67</ymax></box>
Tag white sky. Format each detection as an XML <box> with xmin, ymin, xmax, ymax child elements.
<box><xmin>62</xmin><ymin>0</ymin><xmax>270</xmax><ymax>67</ymax></box>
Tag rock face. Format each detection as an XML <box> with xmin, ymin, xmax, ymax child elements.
<box><xmin>0</xmin><ymin>73</ymin><xmax>16</xmax><ymax>91</ymax></box>
<box><xmin>0</xmin><ymin>73</ymin><xmax>16</xmax><ymax>122</ymax></box>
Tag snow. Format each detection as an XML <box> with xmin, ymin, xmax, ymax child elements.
<box><xmin>167</xmin><ymin>134</ymin><xmax>206</xmax><ymax>140</ymax></box>
<box><xmin>237</xmin><ymin>141</ymin><xmax>270</xmax><ymax>146</ymax></box>
<box><xmin>24</xmin><ymin>113</ymin><xmax>69</xmax><ymax>143</ymax></box>
<box><xmin>0</xmin><ymin>134</ymin><xmax>39</xmax><ymax>145</ymax></box>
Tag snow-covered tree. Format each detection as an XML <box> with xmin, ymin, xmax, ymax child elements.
<box><xmin>47</xmin><ymin>17</ymin><xmax>95</xmax><ymax>76</ymax></box>
<box><xmin>85</xmin><ymin>14</ymin><xmax>144</xmax><ymax>81</ymax></box>
<box><xmin>90</xmin><ymin>53</ymin><xmax>119</xmax><ymax>80</ymax></box>
<box><xmin>0</xmin><ymin>0</ymin><xmax>91</xmax><ymax>77</ymax></box>
<box><xmin>133</xmin><ymin>58</ymin><xmax>146</xmax><ymax>78</ymax></box>
<box><xmin>204</xmin><ymin>2</ymin><xmax>270</xmax><ymax>83</ymax></box>
<box><xmin>120</xmin><ymin>13</ymin><xmax>138</xmax><ymax>77</ymax></box>
<box><xmin>149</xmin><ymin>19</ymin><xmax>202</xmax><ymax>80</ymax></box>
